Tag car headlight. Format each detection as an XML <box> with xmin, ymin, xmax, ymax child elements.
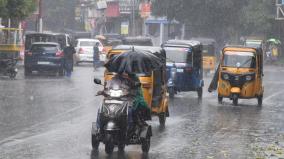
<box><xmin>223</xmin><ymin>73</ymin><xmax>229</xmax><ymax>80</ymax></box>
<box><xmin>245</xmin><ymin>75</ymin><xmax>252</xmax><ymax>81</ymax></box>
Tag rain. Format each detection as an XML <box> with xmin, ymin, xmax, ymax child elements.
<box><xmin>1</xmin><ymin>0</ymin><xmax>284</xmax><ymax>159</ymax></box>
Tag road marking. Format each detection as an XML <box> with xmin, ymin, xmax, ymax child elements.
<box><xmin>264</xmin><ymin>90</ymin><xmax>284</xmax><ymax>103</ymax></box>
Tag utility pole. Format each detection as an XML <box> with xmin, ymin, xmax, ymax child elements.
<box><xmin>38</xmin><ymin>0</ymin><xmax>43</xmax><ymax>32</ymax></box>
<box><xmin>132</xmin><ymin>0</ymin><xmax>136</xmax><ymax>36</ymax></box>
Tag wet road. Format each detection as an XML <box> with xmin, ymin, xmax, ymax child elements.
<box><xmin>0</xmin><ymin>65</ymin><xmax>284</xmax><ymax>159</ymax></box>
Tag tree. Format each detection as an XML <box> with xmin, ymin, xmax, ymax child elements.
<box><xmin>151</xmin><ymin>0</ymin><xmax>274</xmax><ymax>43</ymax></box>
<box><xmin>0</xmin><ymin>0</ymin><xmax>36</xmax><ymax>27</ymax></box>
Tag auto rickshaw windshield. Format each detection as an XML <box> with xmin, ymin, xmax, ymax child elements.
<box><xmin>202</xmin><ymin>45</ymin><xmax>215</xmax><ymax>56</ymax></box>
<box><xmin>164</xmin><ymin>47</ymin><xmax>192</xmax><ymax>63</ymax></box>
<box><xmin>223</xmin><ymin>51</ymin><xmax>256</xmax><ymax>68</ymax></box>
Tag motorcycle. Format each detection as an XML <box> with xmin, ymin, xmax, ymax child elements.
<box><xmin>0</xmin><ymin>59</ymin><xmax>18</xmax><ymax>79</ymax></box>
<box><xmin>91</xmin><ymin>78</ymin><xmax>152</xmax><ymax>154</ymax></box>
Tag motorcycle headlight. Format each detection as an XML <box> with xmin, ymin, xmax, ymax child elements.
<box><xmin>245</xmin><ymin>75</ymin><xmax>252</xmax><ymax>81</ymax></box>
<box><xmin>109</xmin><ymin>89</ymin><xmax>124</xmax><ymax>97</ymax></box>
<box><xmin>223</xmin><ymin>73</ymin><xmax>229</xmax><ymax>80</ymax></box>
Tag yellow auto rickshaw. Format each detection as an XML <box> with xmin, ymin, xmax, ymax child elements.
<box><xmin>105</xmin><ymin>45</ymin><xmax>169</xmax><ymax>126</ymax></box>
<box><xmin>0</xmin><ymin>27</ymin><xmax>23</xmax><ymax>79</ymax></box>
<box><xmin>191</xmin><ymin>38</ymin><xmax>217</xmax><ymax>75</ymax></box>
<box><xmin>217</xmin><ymin>46</ymin><xmax>264</xmax><ymax>106</ymax></box>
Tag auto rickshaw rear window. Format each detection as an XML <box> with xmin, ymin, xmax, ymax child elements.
<box><xmin>223</xmin><ymin>51</ymin><xmax>256</xmax><ymax>68</ymax></box>
<box><xmin>164</xmin><ymin>47</ymin><xmax>191</xmax><ymax>63</ymax></box>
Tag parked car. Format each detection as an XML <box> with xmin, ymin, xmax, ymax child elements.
<box><xmin>74</xmin><ymin>38</ymin><xmax>105</xmax><ymax>64</ymax></box>
<box><xmin>24</xmin><ymin>42</ymin><xmax>65</xmax><ymax>76</ymax></box>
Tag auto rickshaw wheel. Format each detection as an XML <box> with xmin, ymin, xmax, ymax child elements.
<box><xmin>158</xmin><ymin>113</ymin><xmax>166</xmax><ymax>126</ymax></box>
<box><xmin>218</xmin><ymin>96</ymin><xmax>223</xmax><ymax>104</ymax></box>
<box><xmin>257</xmin><ymin>96</ymin><xmax>263</xmax><ymax>107</ymax></box>
<box><xmin>141</xmin><ymin>136</ymin><xmax>151</xmax><ymax>153</ymax></box>
<box><xmin>105</xmin><ymin>134</ymin><xmax>114</xmax><ymax>154</ymax></box>
<box><xmin>232</xmin><ymin>94</ymin><xmax>238</xmax><ymax>106</ymax></box>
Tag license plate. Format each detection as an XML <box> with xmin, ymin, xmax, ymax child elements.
<box><xmin>177</xmin><ymin>69</ymin><xmax>184</xmax><ymax>73</ymax></box>
<box><xmin>37</xmin><ymin>61</ymin><xmax>50</xmax><ymax>65</ymax></box>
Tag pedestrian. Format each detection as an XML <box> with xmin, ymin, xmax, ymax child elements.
<box><xmin>63</xmin><ymin>44</ymin><xmax>76</xmax><ymax>77</ymax></box>
<box><xmin>93</xmin><ymin>42</ymin><xmax>100</xmax><ymax>71</ymax></box>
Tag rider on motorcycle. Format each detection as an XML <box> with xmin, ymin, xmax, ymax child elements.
<box><xmin>96</xmin><ymin>73</ymin><xmax>151</xmax><ymax>128</ymax></box>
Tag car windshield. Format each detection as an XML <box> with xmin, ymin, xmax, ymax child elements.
<box><xmin>80</xmin><ymin>41</ymin><xmax>97</xmax><ymax>47</ymax></box>
<box><xmin>164</xmin><ymin>47</ymin><xmax>190</xmax><ymax>63</ymax></box>
<box><xmin>223</xmin><ymin>51</ymin><xmax>256</xmax><ymax>68</ymax></box>
<box><xmin>31</xmin><ymin>44</ymin><xmax>58</xmax><ymax>52</ymax></box>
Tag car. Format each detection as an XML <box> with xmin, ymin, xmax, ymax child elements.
<box><xmin>24</xmin><ymin>42</ymin><xmax>65</xmax><ymax>76</ymax></box>
<box><xmin>74</xmin><ymin>38</ymin><xmax>105</xmax><ymax>65</ymax></box>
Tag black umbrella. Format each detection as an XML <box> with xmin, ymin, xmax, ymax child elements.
<box><xmin>105</xmin><ymin>49</ymin><xmax>162</xmax><ymax>75</ymax></box>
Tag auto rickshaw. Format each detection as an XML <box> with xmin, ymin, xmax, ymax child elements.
<box><xmin>191</xmin><ymin>38</ymin><xmax>217</xmax><ymax>75</ymax></box>
<box><xmin>95</xmin><ymin>34</ymin><xmax>123</xmax><ymax>53</ymax></box>
<box><xmin>105</xmin><ymin>45</ymin><xmax>169</xmax><ymax>126</ymax></box>
<box><xmin>217</xmin><ymin>46</ymin><xmax>264</xmax><ymax>106</ymax></box>
<box><xmin>0</xmin><ymin>27</ymin><xmax>23</xmax><ymax>79</ymax></box>
<box><xmin>162</xmin><ymin>40</ymin><xmax>204</xmax><ymax>99</ymax></box>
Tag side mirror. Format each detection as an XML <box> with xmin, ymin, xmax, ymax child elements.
<box><xmin>94</xmin><ymin>78</ymin><xmax>102</xmax><ymax>85</ymax></box>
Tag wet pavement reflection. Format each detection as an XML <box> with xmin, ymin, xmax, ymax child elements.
<box><xmin>0</xmin><ymin>65</ymin><xmax>284</xmax><ymax>159</ymax></box>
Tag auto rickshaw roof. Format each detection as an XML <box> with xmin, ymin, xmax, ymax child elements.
<box><xmin>223</xmin><ymin>46</ymin><xmax>262</xmax><ymax>55</ymax></box>
<box><xmin>163</xmin><ymin>40</ymin><xmax>202</xmax><ymax>47</ymax></box>
<box><xmin>110</xmin><ymin>45</ymin><xmax>166</xmax><ymax>62</ymax></box>
<box><xmin>25</xmin><ymin>32</ymin><xmax>68</xmax><ymax>37</ymax></box>
<box><xmin>190</xmin><ymin>37</ymin><xmax>216</xmax><ymax>45</ymax></box>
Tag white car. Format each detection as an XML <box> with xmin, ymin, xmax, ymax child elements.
<box><xmin>74</xmin><ymin>38</ymin><xmax>105</xmax><ymax>64</ymax></box>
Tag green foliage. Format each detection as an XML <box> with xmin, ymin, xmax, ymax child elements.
<box><xmin>152</xmin><ymin>0</ymin><xmax>274</xmax><ymax>41</ymax></box>
<box><xmin>0</xmin><ymin>0</ymin><xmax>36</xmax><ymax>27</ymax></box>
<box><xmin>1</xmin><ymin>0</ymin><xmax>36</xmax><ymax>20</ymax></box>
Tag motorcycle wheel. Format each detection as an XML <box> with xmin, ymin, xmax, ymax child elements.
<box><xmin>141</xmin><ymin>136</ymin><xmax>151</xmax><ymax>153</ymax></box>
<box><xmin>91</xmin><ymin>134</ymin><xmax>100</xmax><ymax>150</ymax></box>
<box><xmin>105</xmin><ymin>134</ymin><xmax>114</xmax><ymax>154</ymax></box>
<box><xmin>118</xmin><ymin>143</ymin><xmax>125</xmax><ymax>152</ymax></box>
